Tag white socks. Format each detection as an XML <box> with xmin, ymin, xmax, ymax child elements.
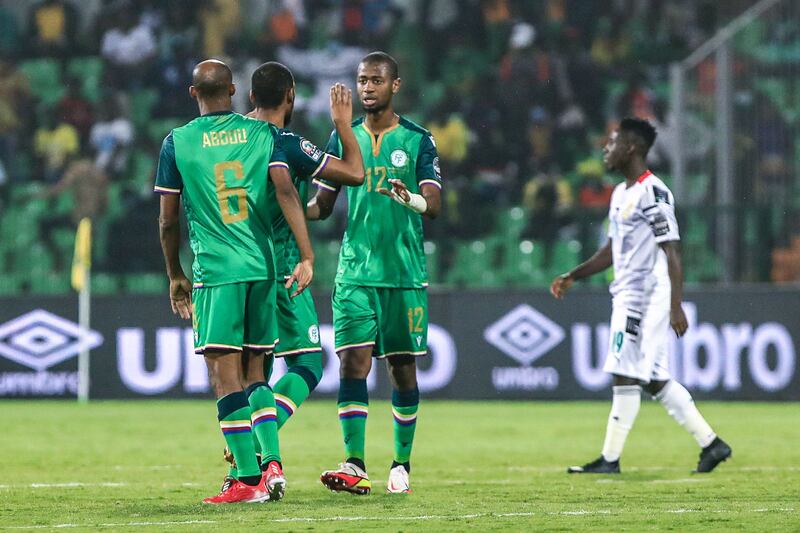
<box><xmin>601</xmin><ymin>385</ymin><xmax>641</xmax><ymax>462</ymax></box>
<box><xmin>656</xmin><ymin>380</ymin><xmax>716</xmax><ymax>448</ymax></box>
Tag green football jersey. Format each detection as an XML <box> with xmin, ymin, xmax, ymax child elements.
<box><xmin>154</xmin><ymin>111</ymin><xmax>285</xmax><ymax>287</ymax></box>
<box><xmin>315</xmin><ymin>116</ymin><xmax>442</xmax><ymax>288</ymax></box>
<box><xmin>267</xmin><ymin>128</ymin><xmax>331</xmax><ymax>278</ymax></box>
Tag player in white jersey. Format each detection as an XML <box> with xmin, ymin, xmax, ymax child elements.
<box><xmin>550</xmin><ymin>118</ymin><xmax>731</xmax><ymax>474</ymax></box>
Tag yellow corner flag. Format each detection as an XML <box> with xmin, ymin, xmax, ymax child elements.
<box><xmin>71</xmin><ymin>218</ymin><xmax>92</xmax><ymax>291</ymax></box>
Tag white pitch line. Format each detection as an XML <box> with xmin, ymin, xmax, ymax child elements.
<box><xmin>2</xmin><ymin>509</ymin><xmax>796</xmax><ymax>530</ymax></box>
<box><xmin>0</xmin><ymin>482</ymin><xmax>127</xmax><ymax>489</ymax></box>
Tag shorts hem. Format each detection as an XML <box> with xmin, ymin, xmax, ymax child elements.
<box><xmin>375</xmin><ymin>350</ymin><xmax>428</xmax><ymax>359</ymax></box>
<box><xmin>195</xmin><ymin>343</ymin><xmax>244</xmax><ymax>354</ymax></box>
<box><xmin>274</xmin><ymin>346</ymin><xmax>322</xmax><ymax>358</ymax></box>
<box><xmin>335</xmin><ymin>341</ymin><xmax>376</xmax><ymax>353</ymax></box>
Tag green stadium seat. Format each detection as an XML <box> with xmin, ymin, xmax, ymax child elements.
<box><xmin>18</xmin><ymin>58</ymin><xmax>64</xmax><ymax>107</ymax></box>
<box><xmin>66</xmin><ymin>56</ymin><xmax>104</xmax><ymax>103</ymax></box>
<box><xmin>148</xmin><ymin>118</ymin><xmax>185</xmax><ymax>143</ymax></box>
<box><xmin>0</xmin><ymin>274</ymin><xmax>23</xmax><ymax>296</ymax></box>
<box><xmin>91</xmin><ymin>272</ymin><xmax>120</xmax><ymax>295</ymax></box>
<box><xmin>51</xmin><ymin>227</ymin><xmax>76</xmax><ymax>268</ymax></box>
<box><xmin>550</xmin><ymin>240</ymin><xmax>582</xmax><ymax>276</ymax></box>
<box><xmin>424</xmin><ymin>240</ymin><xmax>440</xmax><ymax>283</ymax></box>
<box><xmin>503</xmin><ymin>240</ymin><xmax>546</xmax><ymax>287</ymax></box>
<box><xmin>30</xmin><ymin>272</ymin><xmax>71</xmax><ymax>295</ymax></box>
<box><xmin>124</xmin><ymin>273</ymin><xmax>167</xmax><ymax>294</ymax></box>
<box><xmin>130</xmin><ymin>89</ymin><xmax>158</xmax><ymax>130</ymax></box>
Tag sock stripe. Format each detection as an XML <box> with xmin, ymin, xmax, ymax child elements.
<box><xmin>338</xmin><ymin>404</ymin><xmax>368</xmax><ymax>419</ymax></box>
<box><xmin>251</xmin><ymin>407</ymin><xmax>277</xmax><ymax>426</ymax></box>
<box><xmin>220</xmin><ymin>420</ymin><xmax>252</xmax><ymax>434</ymax></box>
<box><xmin>392</xmin><ymin>407</ymin><xmax>417</xmax><ymax>425</ymax></box>
<box><xmin>274</xmin><ymin>394</ymin><xmax>297</xmax><ymax>416</ymax></box>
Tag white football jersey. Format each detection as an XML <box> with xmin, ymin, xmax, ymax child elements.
<box><xmin>607</xmin><ymin>170</ymin><xmax>680</xmax><ymax>308</ymax></box>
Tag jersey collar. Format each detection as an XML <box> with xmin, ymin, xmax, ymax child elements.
<box><xmin>201</xmin><ymin>110</ymin><xmax>234</xmax><ymax>117</ymax></box>
<box><xmin>637</xmin><ymin>170</ymin><xmax>653</xmax><ymax>183</ymax></box>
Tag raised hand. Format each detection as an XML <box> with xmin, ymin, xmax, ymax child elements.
<box><xmin>330</xmin><ymin>83</ymin><xmax>353</xmax><ymax>126</ymax></box>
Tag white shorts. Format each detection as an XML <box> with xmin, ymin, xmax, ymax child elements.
<box><xmin>602</xmin><ymin>289</ymin><xmax>672</xmax><ymax>383</ymax></box>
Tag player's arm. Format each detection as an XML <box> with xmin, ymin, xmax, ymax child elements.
<box><xmin>550</xmin><ymin>240</ymin><xmax>612</xmax><ymax>299</ymax></box>
<box><xmin>307</xmin><ymin>127</ymin><xmax>345</xmax><ymax>220</ymax></box>
<box><xmin>378</xmin><ymin>133</ymin><xmax>442</xmax><ymax>218</ymax></box>
<box><xmin>270</xmin><ymin>164</ymin><xmax>314</xmax><ymax>297</ymax></box>
<box><xmin>306</xmin><ymin>186</ymin><xmax>339</xmax><ymax>221</ymax></box>
<box><xmin>316</xmin><ymin>83</ymin><xmax>364</xmax><ymax>186</ymax></box>
<box><xmin>154</xmin><ymin>133</ymin><xmax>191</xmax><ymax>319</ymax></box>
<box><xmin>660</xmin><ymin>240</ymin><xmax>688</xmax><ymax>337</ymax></box>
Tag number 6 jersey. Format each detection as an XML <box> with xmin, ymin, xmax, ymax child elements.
<box><xmin>154</xmin><ymin>111</ymin><xmax>286</xmax><ymax>287</ymax></box>
<box><xmin>314</xmin><ymin>116</ymin><xmax>442</xmax><ymax>289</ymax></box>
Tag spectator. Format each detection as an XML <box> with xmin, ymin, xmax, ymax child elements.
<box><xmin>39</xmin><ymin>149</ymin><xmax>108</xmax><ymax>225</ymax></box>
<box><xmin>56</xmin><ymin>76</ymin><xmax>94</xmax><ymax>143</ymax></box>
<box><xmin>0</xmin><ymin>57</ymin><xmax>30</xmax><ymax>181</ymax></box>
<box><xmin>25</xmin><ymin>0</ymin><xmax>79</xmax><ymax>57</ymax></box>
<box><xmin>33</xmin><ymin>112</ymin><xmax>79</xmax><ymax>183</ymax></box>
<box><xmin>89</xmin><ymin>97</ymin><xmax>134</xmax><ymax>180</ymax></box>
<box><xmin>100</xmin><ymin>1</ymin><xmax>157</xmax><ymax>89</ymax></box>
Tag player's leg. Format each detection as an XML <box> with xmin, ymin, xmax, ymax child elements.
<box><xmin>569</xmin><ymin>301</ymin><xmax>645</xmax><ymax>473</ymax></box>
<box><xmin>194</xmin><ymin>283</ymin><xmax>268</xmax><ymax>503</ymax></box>
<box><xmin>640</xmin><ymin>289</ymin><xmax>731</xmax><ymax>472</ymax></box>
<box><xmin>242</xmin><ymin>280</ymin><xmax>285</xmax><ymax>499</ymax></box>
<box><xmin>380</xmin><ymin>287</ymin><xmax>427</xmax><ymax>493</ymax></box>
<box><xmin>320</xmin><ymin>284</ymin><xmax>376</xmax><ymax>495</ymax></box>
<box><xmin>270</xmin><ymin>282</ymin><xmax>324</xmax><ymax>428</ymax></box>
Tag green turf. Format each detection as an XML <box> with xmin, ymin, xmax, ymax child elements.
<box><xmin>0</xmin><ymin>400</ymin><xmax>797</xmax><ymax>531</ymax></box>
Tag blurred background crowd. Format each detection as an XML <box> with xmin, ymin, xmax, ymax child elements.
<box><xmin>0</xmin><ymin>0</ymin><xmax>797</xmax><ymax>295</ymax></box>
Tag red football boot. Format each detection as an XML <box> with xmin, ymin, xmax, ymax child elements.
<box><xmin>202</xmin><ymin>478</ymin><xmax>269</xmax><ymax>504</ymax></box>
<box><xmin>263</xmin><ymin>461</ymin><xmax>286</xmax><ymax>501</ymax></box>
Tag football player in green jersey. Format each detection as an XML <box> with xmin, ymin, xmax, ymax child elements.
<box><xmin>309</xmin><ymin>52</ymin><xmax>442</xmax><ymax>495</ymax></box>
<box><xmin>155</xmin><ymin>60</ymin><xmax>314</xmax><ymax>504</ymax></box>
<box><xmin>218</xmin><ymin>61</ymin><xmax>364</xmax><ymax>489</ymax></box>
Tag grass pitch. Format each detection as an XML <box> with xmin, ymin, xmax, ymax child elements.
<box><xmin>0</xmin><ymin>400</ymin><xmax>797</xmax><ymax>531</ymax></box>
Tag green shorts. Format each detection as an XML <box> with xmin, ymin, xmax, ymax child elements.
<box><xmin>274</xmin><ymin>281</ymin><xmax>322</xmax><ymax>357</ymax></box>
<box><xmin>332</xmin><ymin>283</ymin><xmax>428</xmax><ymax>358</ymax></box>
<box><xmin>192</xmin><ymin>280</ymin><xmax>279</xmax><ymax>354</ymax></box>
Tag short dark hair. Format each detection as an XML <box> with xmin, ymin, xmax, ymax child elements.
<box><xmin>360</xmin><ymin>51</ymin><xmax>399</xmax><ymax>80</ymax></box>
<box><xmin>251</xmin><ymin>62</ymin><xmax>294</xmax><ymax>109</ymax></box>
<box><xmin>619</xmin><ymin>117</ymin><xmax>657</xmax><ymax>153</ymax></box>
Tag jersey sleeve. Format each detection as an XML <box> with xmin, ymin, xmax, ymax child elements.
<box><xmin>268</xmin><ymin>126</ymin><xmax>290</xmax><ymax>172</ymax></box>
<box><xmin>313</xmin><ymin>129</ymin><xmax>341</xmax><ymax>192</ymax></box>
<box><xmin>153</xmin><ymin>132</ymin><xmax>182</xmax><ymax>194</ymax></box>
<box><xmin>416</xmin><ymin>133</ymin><xmax>442</xmax><ymax>190</ymax></box>
<box><xmin>643</xmin><ymin>183</ymin><xmax>680</xmax><ymax>243</ymax></box>
<box><xmin>281</xmin><ymin>131</ymin><xmax>331</xmax><ymax>179</ymax></box>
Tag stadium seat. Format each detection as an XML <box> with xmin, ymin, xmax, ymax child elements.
<box><xmin>18</xmin><ymin>59</ymin><xmax>64</xmax><ymax>107</ymax></box>
<box><xmin>424</xmin><ymin>240</ymin><xmax>440</xmax><ymax>283</ymax></box>
<box><xmin>30</xmin><ymin>272</ymin><xmax>71</xmax><ymax>295</ymax></box>
<box><xmin>148</xmin><ymin>118</ymin><xmax>185</xmax><ymax>143</ymax></box>
<box><xmin>124</xmin><ymin>273</ymin><xmax>167</xmax><ymax>294</ymax></box>
<box><xmin>91</xmin><ymin>272</ymin><xmax>120</xmax><ymax>295</ymax></box>
<box><xmin>503</xmin><ymin>240</ymin><xmax>547</xmax><ymax>287</ymax></box>
<box><xmin>550</xmin><ymin>240</ymin><xmax>582</xmax><ymax>277</ymax></box>
<box><xmin>130</xmin><ymin>89</ymin><xmax>159</xmax><ymax>130</ymax></box>
<box><xmin>0</xmin><ymin>274</ymin><xmax>23</xmax><ymax>296</ymax></box>
<box><xmin>66</xmin><ymin>56</ymin><xmax>104</xmax><ymax>103</ymax></box>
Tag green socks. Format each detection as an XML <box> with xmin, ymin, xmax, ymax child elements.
<box><xmin>246</xmin><ymin>381</ymin><xmax>280</xmax><ymax>466</ymax></box>
<box><xmin>273</xmin><ymin>353</ymin><xmax>323</xmax><ymax>428</ymax></box>
<box><xmin>217</xmin><ymin>391</ymin><xmax>261</xmax><ymax>479</ymax></box>
<box><xmin>392</xmin><ymin>387</ymin><xmax>419</xmax><ymax>467</ymax></box>
<box><xmin>338</xmin><ymin>378</ymin><xmax>369</xmax><ymax>465</ymax></box>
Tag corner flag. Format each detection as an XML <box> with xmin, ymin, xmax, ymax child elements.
<box><xmin>71</xmin><ymin>217</ymin><xmax>92</xmax><ymax>291</ymax></box>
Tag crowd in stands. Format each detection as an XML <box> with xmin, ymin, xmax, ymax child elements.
<box><xmin>0</xmin><ymin>0</ymin><xmax>794</xmax><ymax>292</ymax></box>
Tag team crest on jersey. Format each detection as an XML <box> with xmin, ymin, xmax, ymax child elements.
<box><xmin>308</xmin><ymin>325</ymin><xmax>320</xmax><ymax>344</ymax></box>
<box><xmin>391</xmin><ymin>149</ymin><xmax>408</xmax><ymax>167</ymax></box>
<box><xmin>300</xmin><ymin>139</ymin><xmax>323</xmax><ymax>161</ymax></box>
<box><xmin>621</xmin><ymin>202</ymin><xmax>636</xmax><ymax>220</ymax></box>
<box><xmin>433</xmin><ymin>157</ymin><xmax>441</xmax><ymax>178</ymax></box>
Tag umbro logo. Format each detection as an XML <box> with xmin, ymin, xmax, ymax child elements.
<box><xmin>483</xmin><ymin>304</ymin><xmax>565</xmax><ymax>366</ymax></box>
<box><xmin>0</xmin><ymin>310</ymin><xmax>103</xmax><ymax>371</ymax></box>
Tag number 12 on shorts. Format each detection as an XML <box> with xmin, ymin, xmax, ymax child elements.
<box><xmin>407</xmin><ymin>306</ymin><xmax>424</xmax><ymax>333</ymax></box>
